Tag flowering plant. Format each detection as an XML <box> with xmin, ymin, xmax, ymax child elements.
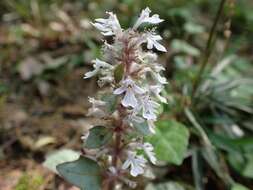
<box><xmin>45</xmin><ymin>7</ymin><xmax>168</xmax><ymax>190</ymax></box>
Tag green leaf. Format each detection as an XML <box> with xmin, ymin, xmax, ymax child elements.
<box><xmin>208</xmin><ymin>131</ymin><xmax>253</xmax><ymax>153</ymax></box>
<box><xmin>147</xmin><ymin>120</ymin><xmax>189</xmax><ymax>165</ymax></box>
<box><xmin>243</xmin><ymin>154</ymin><xmax>253</xmax><ymax>178</ymax></box>
<box><xmin>85</xmin><ymin>126</ymin><xmax>113</xmax><ymax>149</ymax></box>
<box><xmin>57</xmin><ymin>156</ymin><xmax>102</xmax><ymax>190</ymax></box>
<box><xmin>228</xmin><ymin>153</ymin><xmax>253</xmax><ymax>179</ymax></box>
<box><xmin>43</xmin><ymin>149</ymin><xmax>80</xmax><ymax>174</ymax></box>
<box><xmin>171</xmin><ymin>39</ymin><xmax>200</xmax><ymax>57</ymax></box>
<box><xmin>231</xmin><ymin>183</ymin><xmax>250</xmax><ymax>190</ymax></box>
<box><xmin>114</xmin><ymin>63</ymin><xmax>124</xmax><ymax>83</ymax></box>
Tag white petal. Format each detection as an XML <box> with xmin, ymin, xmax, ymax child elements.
<box><xmin>92</xmin><ymin>12</ymin><xmax>122</xmax><ymax>36</ymax></box>
<box><xmin>113</xmin><ymin>86</ymin><xmax>126</xmax><ymax>95</ymax></box>
<box><xmin>122</xmin><ymin>159</ymin><xmax>131</xmax><ymax>170</ymax></box>
<box><xmin>154</xmin><ymin>41</ymin><xmax>167</xmax><ymax>52</ymax></box>
<box><xmin>143</xmin><ymin>143</ymin><xmax>157</xmax><ymax>164</ymax></box>
<box><xmin>94</xmin><ymin>59</ymin><xmax>113</xmax><ymax>69</ymax></box>
<box><xmin>122</xmin><ymin>88</ymin><xmax>138</xmax><ymax>108</ymax></box>
<box><xmin>147</xmin><ymin>120</ymin><xmax>156</xmax><ymax>134</ymax></box>
<box><xmin>134</xmin><ymin>7</ymin><xmax>163</xmax><ymax>29</ymax></box>
<box><xmin>143</xmin><ymin>111</ymin><xmax>157</xmax><ymax>120</ymax></box>
<box><xmin>145</xmin><ymin>33</ymin><xmax>167</xmax><ymax>52</ymax></box>
<box><xmin>132</xmin><ymin>84</ymin><xmax>146</xmax><ymax>94</ymax></box>
<box><xmin>130</xmin><ymin>163</ymin><xmax>144</xmax><ymax>177</ymax></box>
<box><xmin>152</xmin><ymin>72</ymin><xmax>168</xmax><ymax>84</ymax></box>
<box><xmin>84</xmin><ymin>69</ymin><xmax>98</xmax><ymax>79</ymax></box>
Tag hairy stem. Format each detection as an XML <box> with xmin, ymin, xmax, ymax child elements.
<box><xmin>105</xmin><ymin>119</ymin><xmax>123</xmax><ymax>190</ymax></box>
<box><xmin>191</xmin><ymin>0</ymin><xmax>227</xmax><ymax>98</ymax></box>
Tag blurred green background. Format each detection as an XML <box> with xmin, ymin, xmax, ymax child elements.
<box><xmin>0</xmin><ymin>0</ymin><xmax>253</xmax><ymax>189</ymax></box>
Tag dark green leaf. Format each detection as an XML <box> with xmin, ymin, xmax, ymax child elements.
<box><xmin>85</xmin><ymin>126</ymin><xmax>113</xmax><ymax>149</ymax></box>
<box><xmin>208</xmin><ymin>131</ymin><xmax>253</xmax><ymax>153</ymax></box>
<box><xmin>57</xmin><ymin>156</ymin><xmax>102</xmax><ymax>190</ymax></box>
<box><xmin>114</xmin><ymin>63</ymin><xmax>124</xmax><ymax>83</ymax></box>
<box><xmin>228</xmin><ymin>153</ymin><xmax>253</xmax><ymax>179</ymax></box>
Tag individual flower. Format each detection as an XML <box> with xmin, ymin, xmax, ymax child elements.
<box><xmin>87</xmin><ymin>97</ymin><xmax>107</xmax><ymax>118</ymax></box>
<box><xmin>145</xmin><ymin>32</ymin><xmax>167</xmax><ymax>52</ymax></box>
<box><xmin>128</xmin><ymin>142</ymin><xmax>156</xmax><ymax>164</ymax></box>
<box><xmin>84</xmin><ymin>59</ymin><xmax>113</xmax><ymax>79</ymax></box>
<box><xmin>91</xmin><ymin>12</ymin><xmax>122</xmax><ymax>36</ymax></box>
<box><xmin>139</xmin><ymin>143</ymin><xmax>156</xmax><ymax>164</ymax></box>
<box><xmin>122</xmin><ymin>151</ymin><xmax>147</xmax><ymax>177</ymax></box>
<box><xmin>141</xmin><ymin>64</ymin><xmax>167</xmax><ymax>84</ymax></box>
<box><xmin>133</xmin><ymin>7</ymin><xmax>164</xmax><ymax>29</ymax></box>
<box><xmin>114</xmin><ymin>77</ymin><xmax>145</xmax><ymax>108</ymax></box>
<box><xmin>140</xmin><ymin>95</ymin><xmax>160</xmax><ymax>120</ymax></box>
<box><xmin>149</xmin><ymin>85</ymin><xmax>167</xmax><ymax>103</ymax></box>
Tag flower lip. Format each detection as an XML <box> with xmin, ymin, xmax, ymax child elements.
<box><xmin>114</xmin><ymin>77</ymin><xmax>146</xmax><ymax>108</ymax></box>
<box><xmin>133</xmin><ymin>7</ymin><xmax>164</xmax><ymax>29</ymax></box>
<box><xmin>91</xmin><ymin>12</ymin><xmax>122</xmax><ymax>36</ymax></box>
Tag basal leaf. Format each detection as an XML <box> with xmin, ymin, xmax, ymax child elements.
<box><xmin>57</xmin><ymin>156</ymin><xmax>102</xmax><ymax>190</ymax></box>
<box><xmin>147</xmin><ymin>120</ymin><xmax>189</xmax><ymax>165</ymax></box>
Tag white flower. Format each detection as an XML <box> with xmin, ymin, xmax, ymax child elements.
<box><xmin>114</xmin><ymin>77</ymin><xmax>145</xmax><ymax>108</ymax></box>
<box><xmin>134</xmin><ymin>7</ymin><xmax>164</xmax><ymax>29</ymax></box>
<box><xmin>145</xmin><ymin>32</ymin><xmax>167</xmax><ymax>52</ymax></box>
<box><xmin>122</xmin><ymin>151</ymin><xmax>147</xmax><ymax>177</ymax></box>
<box><xmin>141</xmin><ymin>65</ymin><xmax>167</xmax><ymax>84</ymax></box>
<box><xmin>150</xmin><ymin>85</ymin><xmax>167</xmax><ymax>103</ymax></box>
<box><xmin>140</xmin><ymin>96</ymin><xmax>160</xmax><ymax>120</ymax></box>
<box><xmin>129</xmin><ymin>142</ymin><xmax>156</xmax><ymax>164</ymax></box>
<box><xmin>142</xmin><ymin>143</ymin><xmax>156</xmax><ymax>164</ymax></box>
<box><xmin>84</xmin><ymin>59</ymin><xmax>113</xmax><ymax>79</ymax></box>
<box><xmin>92</xmin><ymin>12</ymin><xmax>122</xmax><ymax>36</ymax></box>
<box><xmin>87</xmin><ymin>97</ymin><xmax>106</xmax><ymax>117</ymax></box>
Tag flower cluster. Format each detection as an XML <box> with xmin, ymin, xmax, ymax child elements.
<box><xmin>84</xmin><ymin>7</ymin><xmax>167</xmax><ymax>187</ymax></box>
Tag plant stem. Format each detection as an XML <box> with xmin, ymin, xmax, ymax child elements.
<box><xmin>105</xmin><ymin>120</ymin><xmax>123</xmax><ymax>190</ymax></box>
<box><xmin>191</xmin><ymin>0</ymin><xmax>227</xmax><ymax>98</ymax></box>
